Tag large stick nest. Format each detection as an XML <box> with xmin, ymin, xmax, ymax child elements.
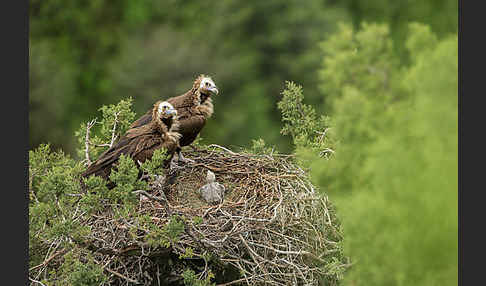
<box><xmin>31</xmin><ymin>145</ymin><xmax>347</xmax><ymax>285</ymax></box>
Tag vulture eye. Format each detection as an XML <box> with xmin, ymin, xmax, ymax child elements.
<box><xmin>205</xmin><ymin>82</ymin><xmax>210</xmax><ymax>86</ymax></box>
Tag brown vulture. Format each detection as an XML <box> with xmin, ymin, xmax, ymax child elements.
<box><xmin>129</xmin><ymin>74</ymin><xmax>219</xmax><ymax>163</ymax></box>
<box><xmin>82</xmin><ymin>101</ymin><xmax>181</xmax><ymax>188</ymax></box>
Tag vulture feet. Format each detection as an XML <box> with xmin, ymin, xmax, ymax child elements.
<box><xmin>177</xmin><ymin>151</ymin><xmax>196</xmax><ymax>164</ymax></box>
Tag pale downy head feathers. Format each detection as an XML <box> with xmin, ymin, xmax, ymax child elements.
<box><xmin>157</xmin><ymin>101</ymin><xmax>177</xmax><ymax>119</ymax></box>
<box><xmin>193</xmin><ymin>74</ymin><xmax>219</xmax><ymax>97</ymax></box>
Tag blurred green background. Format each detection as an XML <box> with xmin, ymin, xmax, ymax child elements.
<box><xmin>29</xmin><ymin>1</ymin><xmax>458</xmax><ymax>285</ymax></box>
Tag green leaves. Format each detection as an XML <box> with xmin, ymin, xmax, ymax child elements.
<box><xmin>60</xmin><ymin>252</ymin><xmax>107</xmax><ymax>286</ymax></box>
<box><xmin>108</xmin><ymin>154</ymin><xmax>147</xmax><ymax>207</ymax></box>
<box><xmin>30</xmin><ymin>98</ymin><xmax>182</xmax><ymax>284</ymax></box>
<box><xmin>293</xmin><ymin>22</ymin><xmax>457</xmax><ymax>286</ymax></box>
<box><xmin>319</xmin><ymin>22</ymin><xmax>398</xmax><ymax>108</ymax></box>
<box><xmin>277</xmin><ymin>81</ymin><xmax>334</xmax><ymax>154</ymax></box>
<box><xmin>144</xmin><ymin>215</ymin><xmax>185</xmax><ymax>248</ymax></box>
<box><xmin>276</xmin><ymin>20</ymin><xmax>457</xmax><ymax>285</ymax></box>
<box><xmin>139</xmin><ymin>148</ymin><xmax>169</xmax><ymax>177</ymax></box>
<box><xmin>97</xmin><ymin>97</ymin><xmax>137</xmax><ymax>140</ymax></box>
<box><xmin>182</xmin><ymin>268</ymin><xmax>215</xmax><ymax>286</ymax></box>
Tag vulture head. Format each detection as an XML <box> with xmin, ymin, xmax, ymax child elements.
<box><xmin>157</xmin><ymin>101</ymin><xmax>178</xmax><ymax>119</ymax></box>
<box><xmin>152</xmin><ymin>101</ymin><xmax>178</xmax><ymax>131</ymax></box>
<box><xmin>193</xmin><ymin>75</ymin><xmax>219</xmax><ymax>103</ymax></box>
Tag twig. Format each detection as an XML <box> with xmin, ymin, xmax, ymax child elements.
<box><xmin>133</xmin><ymin>190</ymin><xmax>171</xmax><ymax>216</ymax></box>
<box><xmin>93</xmin><ymin>258</ymin><xmax>141</xmax><ymax>284</ymax></box>
<box><xmin>28</xmin><ymin>277</ymin><xmax>47</xmax><ymax>286</ymax></box>
<box><xmin>83</xmin><ymin>119</ymin><xmax>97</xmax><ymax>166</ymax></box>
<box><xmin>207</xmin><ymin>144</ymin><xmax>238</xmax><ymax>155</ymax></box>
<box><xmin>29</xmin><ymin>249</ymin><xmax>69</xmax><ymax>272</ymax></box>
<box><xmin>89</xmin><ymin>142</ymin><xmax>111</xmax><ymax>148</ymax></box>
<box><xmin>109</xmin><ymin>111</ymin><xmax>121</xmax><ymax>148</ymax></box>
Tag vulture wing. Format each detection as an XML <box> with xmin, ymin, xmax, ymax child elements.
<box><xmin>82</xmin><ymin>125</ymin><xmax>166</xmax><ymax>180</ymax></box>
<box><xmin>129</xmin><ymin>109</ymin><xmax>152</xmax><ymax>129</ymax></box>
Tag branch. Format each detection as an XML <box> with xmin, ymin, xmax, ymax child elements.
<box><xmin>109</xmin><ymin>111</ymin><xmax>121</xmax><ymax>148</ymax></box>
<box><xmin>29</xmin><ymin>249</ymin><xmax>69</xmax><ymax>272</ymax></box>
<box><xmin>89</xmin><ymin>142</ymin><xmax>111</xmax><ymax>148</ymax></box>
<box><xmin>83</xmin><ymin>119</ymin><xmax>97</xmax><ymax>166</ymax></box>
<box><xmin>319</xmin><ymin>148</ymin><xmax>335</xmax><ymax>157</ymax></box>
<box><xmin>133</xmin><ymin>190</ymin><xmax>171</xmax><ymax>216</ymax></box>
<box><xmin>208</xmin><ymin>144</ymin><xmax>238</xmax><ymax>155</ymax></box>
<box><xmin>28</xmin><ymin>277</ymin><xmax>47</xmax><ymax>286</ymax></box>
<box><xmin>93</xmin><ymin>258</ymin><xmax>140</xmax><ymax>284</ymax></box>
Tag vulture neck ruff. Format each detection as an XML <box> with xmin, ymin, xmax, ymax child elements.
<box><xmin>188</xmin><ymin>74</ymin><xmax>215</xmax><ymax>119</ymax></box>
<box><xmin>193</xmin><ymin>90</ymin><xmax>214</xmax><ymax>119</ymax></box>
<box><xmin>150</xmin><ymin>102</ymin><xmax>181</xmax><ymax>143</ymax></box>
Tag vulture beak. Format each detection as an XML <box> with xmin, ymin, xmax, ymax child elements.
<box><xmin>165</xmin><ymin>109</ymin><xmax>177</xmax><ymax>117</ymax></box>
<box><xmin>209</xmin><ymin>85</ymin><xmax>219</xmax><ymax>96</ymax></box>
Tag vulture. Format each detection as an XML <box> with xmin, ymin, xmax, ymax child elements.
<box><xmin>82</xmin><ymin>101</ymin><xmax>181</xmax><ymax>188</ymax></box>
<box><xmin>129</xmin><ymin>74</ymin><xmax>219</xmax><ymax>163</ymax></box>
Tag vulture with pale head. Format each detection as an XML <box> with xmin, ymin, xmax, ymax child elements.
<box><xmin>82</xmin><ymin>101</ymin><xmax>181</xmax><ymax>188</ymax></box>
<box><xmin>130</xmin><ymin>74</ymin><xmax>219</xmax><ymax>162</ymax></box>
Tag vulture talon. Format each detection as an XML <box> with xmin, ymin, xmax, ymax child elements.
<box><xmin>177</xmin><ymin>152</ymin><xmax>195</xmax><ymax>164</ymax></box>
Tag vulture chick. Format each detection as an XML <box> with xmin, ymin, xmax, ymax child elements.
<box><xmin>82</xmin><ymin>101</ymin><xmax>181</xmax><ymax>188</ymax></box>
<box><xmin>198</xmin><ymin>170</ymin><xmax>226</xmax><ymax>205</ymax></box>
<box><xmin>129</xmin><ymin>74</ymin><xmax>219</xmax><ymax>163</ymax></box>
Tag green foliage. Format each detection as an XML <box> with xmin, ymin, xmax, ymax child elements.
<box><xmin>74</xmin><ymin>97</ymin><xmax>136</xmax><ymax>161</ymax></box>
<box><xmin>179</xmin><ymin>247</ymin><xmax>195</xmax><ymax>259</ymax></box>
<box><xmin>282</xmin><ymin>22</ymin><xmax>457</xmax><ymax>286</ymax></box>
<box><xmin>60</xmin><ymin>252</ymin><xmax>107</xmax><ymax>286</ymax></box>
<box><xmin>277</xmin><ymin>81</ymin><xmax>335</xmax><ymax>155</ymax></box>
<box><xmin>165</xmin><ymin>215</ymin><xmax>186</xmax><ymax>243</ymax></box>
<box><xmin>144</xmin><ymin>215</ymin><xmax>185</xmax><ymax>248</ymax></box>
<box><xmin>30</xmin><ymin>0</ymin><xmax>456</xmax><ymax>155</ymax></box>
<box><xmin>319</xmin><ymin>22</ymin><xmax>400</xmax><ymax>109</ymax></box>
<box><xmin>79</xmin><ymin>175</ymin><xmax>109</xmax><ymax>214</ymax></box>
<box><xmin>29</xmin><ymin>144</ymin><xmax>83</xmax><ymax>195</ymax></box>
<box><xmin>248</xmin><ymin>138</ymin><xmax>274</xmax><ymax>155</ymax></box>
<box><xmin>97</xmin><ymin>97</ymin><xmax>137</xmax><ymax>140</ymax></box>
<box><xmin>29</xmin><ymin>99</ymin><xmax>184</xmax><ymax>284</ymax></box>
<box><xmin>333</xmin><ymin>0</ymin><xmax>457</xmax><ymax>56</ymax></box>
<box><xmin>192</xmin><ymin>216</ymin><xmax>203</xmax><ymax>226</ymax></box>
<box><xmin>109</xmin><ymin>154</ymin><xmax>145</xmax><ymax>192</ymax></box>
<box><xmin>182</xmin><ymin>269</ymin><xmax>215</xmax><ymax>286</ymax></box>
<box><xmin>140</xmin><ymin>148</ymin><xmax>169</xmax><ymax>178</ymax></box>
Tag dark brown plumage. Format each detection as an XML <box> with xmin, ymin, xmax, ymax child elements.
<box><xmin>82</xmin><ymin>101</ymin><xmax>181</xmax><ymax>188</ymax></box>
<box><xmin>129</xmin><ymin>74</ymin><xmax>218</xmax><ymax>162</ymax></box>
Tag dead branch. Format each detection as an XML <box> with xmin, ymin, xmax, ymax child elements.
<box><xmin>83</xmin><ymin>119</ymin><xmax>97</xmax><ymax>166</ymax></box>
<box><xmin>109</xmin><ymin>111</ymin><xmax>121</xmax><ymax>148</ymax></box>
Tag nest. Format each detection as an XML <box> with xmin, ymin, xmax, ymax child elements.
<box><xmin>31</xmin><ymin>145</ymin><xmax>346</xmax><ymax>285</ymax></box>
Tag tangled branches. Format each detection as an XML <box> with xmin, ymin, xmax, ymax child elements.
<box><xmin>29</xmin><ymin>145</ymin><xmax>348</xmax><ymax>285</ymax></box>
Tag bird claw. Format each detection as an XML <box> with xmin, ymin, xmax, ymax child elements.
<box><xmin>169</xmin><ymin>158</ymin><xmax>183</xmax><ymax>171</ymax></box>
<box><xmin>178</xmin><ymin>152</ymin><xmax>195</xmax><ymax>164</ymax></box>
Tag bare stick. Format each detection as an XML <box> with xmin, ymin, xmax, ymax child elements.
<box><xmin>83</xmin><ymin>119</ymin><xmax>97</xmax><ymax>166</ymax></box>
<box><xmin>109</xmin><ymin>111</ymin><xmax>121</xmax><ymax>148</ymax></box>
<box><xmin>104</xmin><ymin>266</ymin><xmax>140</xmax><ymax>284</ymax></box>
<box><xmin>29</xmin><ymin>249</ymin><xmax>69</xmax><ymax>272</ymax></box>
<box><xmin>93</xmin><ymin>258</ymin><xmax>141</xmax><ymax>284</ymax></box>
<box><xmin>133</xmin><ymin>190</ymin><xmax>171</xmax><ymax>216</ymax></box>
<box><xmin>207</xmin><ymin>144</ymin><xmax>238</xmax><ymax>155</ymax></box>
<box><xmin>29</xmin><ymin>277</ymin><xmax>47</xmax><ymax>286</ymax></box>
